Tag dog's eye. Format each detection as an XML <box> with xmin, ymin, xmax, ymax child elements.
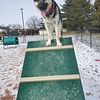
<box><xmin>34</xmin><ymin>0</ymin><xmax>39</xmax><ymax>2</ymax></box>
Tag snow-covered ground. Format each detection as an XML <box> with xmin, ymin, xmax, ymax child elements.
<box><xmin>74</xmin><ymin>40</ymin><xmax>100</xmax><ymax>100</ymax></box>
<box><xmin>0</xmin><ymin>35</ymin><xmax>100</xmax><ymax>100</ymax></box>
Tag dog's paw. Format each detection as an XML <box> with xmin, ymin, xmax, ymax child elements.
<box><xmin>46</xmin><ymin>40</ymin><xmax>51</xmax><ymax>46</ymax></box>
<box><xmin>57</xmin><ymin>41</ymin><xmax>62</xmax><ymax>46</ymax></box>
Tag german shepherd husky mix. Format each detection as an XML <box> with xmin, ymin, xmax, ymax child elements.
<box><xmin>34</xmin><ymin>0</ymin><xmax>62</xmax><ymax>46</ymax></box>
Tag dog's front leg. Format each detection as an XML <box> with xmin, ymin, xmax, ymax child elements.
<box><xmin>46</xmin><ymin>34</ymin><xmax>51</xmax><ymax>46</ymax></box>
<box><xmin>55</xmin><ymin>25</ymin><xmax>62</xmax><ymax>46</ymax></box>
<box><xmin>44</xmin><ymin>22</ymin><xmax>52</xmax><ymax>46</ymax></box>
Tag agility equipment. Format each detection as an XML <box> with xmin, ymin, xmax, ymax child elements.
<box><xmin>17</xmin><ymin>37</ymin><xmax>85</xmax><ymax>100</ymax></box>
<box><xmin>26</xmin><ymin>45</ymin><xmax>73</xmax><ymax>52</ymax></box>
<box><xmin>3</xmin><ymin>36</ymin><xmax>19</xmax><ymax>45</ymax></box>
<box><xmin>20</xmin><ymin>74</ymin><xmax>80</xmax><ymax>83</ymax></box>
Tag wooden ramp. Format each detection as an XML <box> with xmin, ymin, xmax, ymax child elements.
<box><xmin>17</xmin><ymin>37</ymin><xmax>85</xmax><ymax>100</ymax></box>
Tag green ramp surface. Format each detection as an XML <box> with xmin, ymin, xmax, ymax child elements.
<box><xmin>17</xmin><ymin>37</ymin><xmax>85</xmax><ymax>100</ymax></box>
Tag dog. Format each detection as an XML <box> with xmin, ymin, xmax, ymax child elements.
<box><xmin>34</xmin><ymin>0</ymin><xmax>62</xmax><ymax>46</ymax></box>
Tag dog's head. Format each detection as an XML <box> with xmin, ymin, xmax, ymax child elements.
<box><xmin>34</xmin><ymin>0</ymin><xmax>52</xmax><ymax>11</ymax></box>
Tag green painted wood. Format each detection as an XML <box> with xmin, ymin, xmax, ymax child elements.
<box><xmin>3</xmin><ymin>36</ymin><xmax>18</xmax><ymax>45</ymax></box>
<box><xmin>17</xmin><ymin>80</ymin><xmax>85</xmax><ymax>100</ymax></box>
<box><xmin>22</xmin><ymin>37</ymin><xmax>78</xmax><ymax>77</ymax></box>
<box><xmin>21</xmin><ymin>49</ymin><xmax>79</xmax><ymax>77</ymax></box>
<box><xmin>27</xmin><ymin>37</ymin><xmax>72</xmax><ymax>48</ymax></box>
<box><xmin>17</xmin><ymin>37</ymin><xmax>85</xmax><ymax>100</ymax></box>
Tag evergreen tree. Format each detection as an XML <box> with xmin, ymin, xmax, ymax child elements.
<box><xmin>91</xmin><ymin>0</ymin><xmax>100</xmax><ymax>28</ymax></box>
<box><xmin>62</xmin><ymin>0</ymin><xmax>92</xmax><ymax>30</ymax></box>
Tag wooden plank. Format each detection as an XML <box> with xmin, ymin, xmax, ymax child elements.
<box><xmin>26</xmin><ymin>45</ymin><xmax>73</xmax><ymax>52</ymax></box>
<box><xmin>20</xmin><ymin>74</ymin><xmax>80</xmax><ymax>83</ymax></box>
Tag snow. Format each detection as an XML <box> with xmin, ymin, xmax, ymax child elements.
<box><xmin>73</xmin><ymin>40</ymin><xmax>100</xmax><ymax>100</ymax></box>
<box><xmin>0</xmin><ymin>35</ymin><xmax>100</xmax><ymax>100</ymax></box>
<box><xmin>0</xmin><ymin>29</ymin><xmax>4</xmax><ymax>32</ymax></box>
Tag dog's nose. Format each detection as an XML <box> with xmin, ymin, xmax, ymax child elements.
<box><xmin>38</xmin><ymin>0</ymin><xmax>48</xmax><ymax>10</ymax></box>
<box><xmin>38</xmin><ymin>1</ymin><xmax>45</xmax><ymax>10</ymax></box>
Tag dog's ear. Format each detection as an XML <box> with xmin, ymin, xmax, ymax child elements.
<box><xmin>34</xmin><ymin>0</ymin><xmax>39</xmax><ymax>6</ymax></box>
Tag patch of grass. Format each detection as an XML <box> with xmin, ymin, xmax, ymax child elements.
<box><xmin>63</xmin><ymin>31</ymin><xmax>77</xmax><ymax>36</ymax></box>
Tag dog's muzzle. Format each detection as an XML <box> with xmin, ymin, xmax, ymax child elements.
<box><xmin>37</xmin><ymin>0</ymin><xmax>48</xmax><ymax>10</ymax></box>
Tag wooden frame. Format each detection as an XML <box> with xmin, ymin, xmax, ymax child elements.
<box><xmin>26</xmin><ymin>45</ymin><xmax>73</xmax><ymax>52</ymax></box>
<box><xmin>20</xmin><ymin>74</ymin><xmax>80</xmax><ymax>83</ymax></box>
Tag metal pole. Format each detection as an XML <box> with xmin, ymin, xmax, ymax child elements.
<box><xmin>20</xmin><ymin>8</ymin><xmax>26</xmax><ymax>42</ymax></box>
<box><xmin>20</xmin><ymin>8</ymin><xmax>24</xmax><ymax>29</ymax></box>
<box><xmin>90</xmin><ymin>30</ymin><xmax>92</xmax><ymax>48</ymax></box>
<box><xmin>81</xmin><ymin>29</ymin><xmax>83</xmax><ymax>43</ymax></box>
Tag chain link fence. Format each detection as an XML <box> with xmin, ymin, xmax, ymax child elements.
<box><xmin>76</xmin><ymin>29</ymin><xmax>100</xmax><ymax>52</ymax></box>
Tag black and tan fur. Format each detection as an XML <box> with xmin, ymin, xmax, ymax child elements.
<box><xmin>34</xmin><ymin>0</ymin><xmax>62</xmax><ymax>46</ymax></box>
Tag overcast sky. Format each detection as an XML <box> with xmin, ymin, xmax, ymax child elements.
<box><xmin>0</xmin><ymin>0</ymin><xmax>95</xmax><ymax>27</ymax></box>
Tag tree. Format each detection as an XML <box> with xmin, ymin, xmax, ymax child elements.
<box><xmin>8</xmin><ymin>24</ymin><xmax>22</xmax><ymax>30</ymax></box>
<box><xmin>61</xmin><ymin>0</ymin><xmax>92</xmax><ymax>30</ymax></box>
<box><xmin>26</xmin><ymin>16</ymin><xmax>42</xmax><ymax>29</ymax></box>
<box><xmin>91</xmin><ymin>0</ymin><xmax>100</xmax><ymax>28</ymax></box>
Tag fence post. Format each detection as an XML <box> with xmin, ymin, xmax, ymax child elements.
<box><xmin>90</xmin><ymin>30</ymin><xmax>92</xmax><ymax>48</ymax></box>
<box><xmin>81</xmin><ymin>29</ymin><xmax>83</xmax><ymax>43</ymax></box>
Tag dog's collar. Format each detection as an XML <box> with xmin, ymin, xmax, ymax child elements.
<box><xmin>41</xmin><ymin>1</ymin><xmax>56</xmax><ymax>18</ymax></box>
